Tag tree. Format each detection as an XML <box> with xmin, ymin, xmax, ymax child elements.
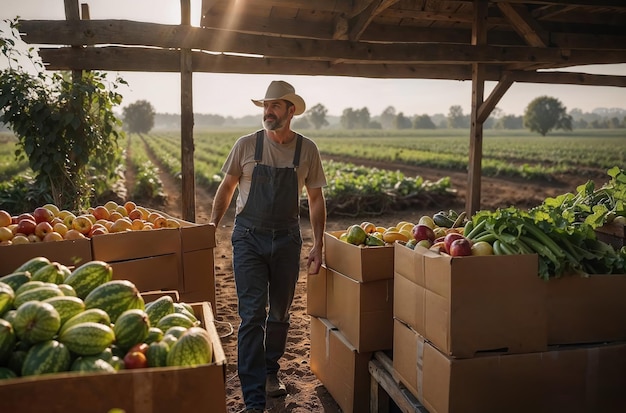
<box><xmin>394</xmin><ymin>112</ymin><xmax>412</xmax><ymax>129</ymax></box>
<box><xmin>447</xmin><ymin>105</ymin><xmax>469</xmax><ymax>128</ymax></box>
<box><xmin>413</xmin><ymin>114</ymin><xmax>436</xmax><ymax>129</ymax></box>
<box><xmin>0</xmin><ymin>20</ymin><xmax>125</xmax><ymax>211</ymax></box>
<box><xmin>523</xmin><ymin>96</ymin><xmax>572</xmax><ymax>136</ymax></box>
<box><xmin>292</xmin><ymin>116</ymin><xmax>311</xmax><ymax>129</ymax></box>
<box><xmin>307</xmin><ymin>103</ymin><xmax>329</xmax><ymax>130</ymax></box>
<box><xmin>355</xmin><ymin>107</ymin><xmax>371</xmax><ymax>129</ymax></box>
<box><xmin>123</xmin><ymin>100</ymin><xmax>155</xmax><ymax>134</ymax></box>
<box><xmin>494</xmin><ymin>115</ymin><xmax>524</xmax><ymax>129</ymax></box>
<box><xmin>379</xmin><ymin>106</ymin><xmax>396</xmax><ymax>129</ymax></box>
<box><xmin>340</xmin><ymin>108</ymin><xmax>357</xmax><ymax>129</ymax></box>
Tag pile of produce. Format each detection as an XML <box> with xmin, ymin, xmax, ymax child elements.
<box><xmin>0</xmin><ymin>257</ymin><xmax>213</xmax><ymax>380</ymax></box>
<box><xmin>0</xmin><ymin>200</ymin><xmax>179</xmax><ymax>245</ymax></box>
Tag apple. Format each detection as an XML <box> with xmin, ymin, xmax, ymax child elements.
<box><xmin>433</xmin><ymin>226</ymin><xmax>447</xmax><ymax>239</ymax></box>
<box><xmin>417</xmin><ymin>215</ymin><xmax>436</xmax><ymax>229</ymax></box>
<box><xmin>57</xmin><ymin>210</ymin><xmax>74</xmax><ymax>219</ymax></box>
<box><xmin>90</xmin><ymin>226</ymin><xmax>109</xmax><ymax>236</ymax></box>
<box><xmin>136</xmin><ymin>207</ymin><xmax>150</xmax><ymax>220</ymax></box>
<box><xmin>165</xmin><ymin>218</ymin><xmax>181</xmax><ymax>229</ymax></box>
<box><xmin>123</xmin><ymin>351</ymin><xmax>147</xmax><ymax>369</ymax></box>
<box><xmin>0</xmin><ymin>226</ymin><xmax>13</xmax><ymax>242</ymax></box>
<box><xmin>16</xmin><ymin>219</ymin><xmax>37</xmax><ymax>235</ymax></box>
<box><xmin>104</xmin><ymin>201</ymin><xmax>119</xmax><ymax>211</ymax></box>
<box><xmin>443</xmin><ymin>232</ymin><xmax>466</xmax><ymax>254</ymax></box>
<box><xmin>72</xmin><ymin>215</ymin><xmax>93</xmax><ymax>235</ymax></box>
<box><xmin>471</xmin><ymin>241</ymin><xmax>494</xmax><ymax>256</ymax></box>
<box><xmin>11</xmin><ymin>234</ymin><xmax>29</xmax><ymax>245</ymax></box>
<box><xmin>53</xmin><ymin>222</ymin><xmax>69</xmax><ymax>237</ymax></box>
<box><xmin>35</xmin><ymin>221</ymin><xmax>54</xmax><ymax>239</ymax></box>
<box><xmin>0</xmin><ymin>210</ymin><xmax>11</xmax><ymax>227</ymax></box>
<box><xmin>11</xmin><ymin>216</ymin><xmax>18</xmax><ymax>225</ymax></box>
<box><xmin>449</xmin><ymin>238</ymin><xmax>472</xmax><ymax>257</ymax></box>
<box><xmin>108</xmin><ymin>211</ymin><xmax>124</xmax><ymax>222</ymax></box>
<box><xmin>33</xmin><ymin>207</ymin><xmax>54</xmax><ymax>223</ymax></box>
<box><xmin>110</xmin><ymin>218</ymin><xmax>133</xmax><ymax>233</ymax></box>
<box><xmin>412</xmin><ymin>224</ymin><xmax>435</xmax><ymax>243</ymax></box>
<box><xmin>131</xmin><ymin>219</ymin><xmax>144</xmax><ymax>231</ymax></box>
<box><xmin>84</xmin><ymin>214</ymin><xmax>96</xmax><ymax>224</ymax></box>
<box><xmin>51</xmin><ymin>217</ymin><xmax>63</xmax><ymax>225</ymax></box>
<box><xmin>152</xmin><ymin>216</ymin><xmax>167</xmax><ymax>229</ymax></box>
<box><xmin>124</xmin><ymin>201</ymin><xmax>137</xmax><ymax>214</ymax></box>
<box><xmin>43</xmin><ymin>231</ymin><xmax>64</xmax><ymax>242</ymax></box>
<box><xmin>64</xmin><ymin>229</ymin><xmax>86</xmax><ymax>240</ymax></box>
<box><xmin>42</xmin><ymin>203</ymin><xmax>60</xmax><ymax>216</ymax></box>
<box><xmin>63</xmin><ymin>213</ymin><xmax>76</xmax><ymax>229</ymax></box>
<box><xmin>115</xmin><ymin>205</ymin><xmax>129</xmax><ymax>217</ymax></box>
<box><xmin>27</xmin><ymin>234</ymin><xmax>41</xmax><ymax>243</ymax></box>
<box><xmin>17</xmin><ymin>213</ymin><xmax>35</xmax><ymax>222</ymax></box>
<box><xmin>92</xmin><ymin>205</ymin><xmax>110</xmax><ymax>221</ymax></box>
<box><xmin>128</xmin><ymin>343</ymin><xmax>149</xmax><ymax>354</ymax></box>
<box><xmin>416</xmin><ymin>239</ymin><xmax>432</xmax><ymax>249</ymax></box>
<box><xmin>128</xmin><ymin>208</ymin><xmax>143</xmax><ymax>221</ymax></box>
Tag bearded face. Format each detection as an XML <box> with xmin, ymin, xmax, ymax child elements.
<box><xmin>262</xmin><ymin>100</ymin><xmax>292</xmax><ymax>130</ymax></box>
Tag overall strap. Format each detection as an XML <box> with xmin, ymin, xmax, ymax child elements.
<box><xmin>292</xmin><ymin>134</ymin><xmax>303</xmax><ymax>168</ymax></box>
<box><xmin>254</xmin><ymin>130</ymin><xmax>264</xmax><ymax>162</ymax></box>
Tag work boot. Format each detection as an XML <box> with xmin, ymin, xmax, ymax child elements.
<box><xmin>266</xmin><ymin>373</ymin><xmax>287</xmax><ymax>397</ymax></box>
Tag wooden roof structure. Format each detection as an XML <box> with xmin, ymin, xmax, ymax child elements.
<box><xmin>17</xmin><ymin>0</ymin><xmax>626</xmax><ymax>221</ymax></box>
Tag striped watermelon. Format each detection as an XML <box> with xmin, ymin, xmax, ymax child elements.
<box><xmin>84</xmin><ymin>280</ymin><xmax>144</xmax><ymax>322</ymax></box>
<box><xmin>22</xmin><ymin>340</ymin><xmax>71</xmax><ymax>376</ymax></box>
<box><xmin>14</xmin><ymin>280</ymin><xmax>45</xmax><ymax>296</ymax></box>
<box><xmin>59</xmin><ymin>308</ymin><xmax>111</xmax><ymax>336</ymax></box>
<box><xmin>57</xmin><ymin>283</ymin><xmax>77</xmax><ymax>297</ymax></box>
<box><xmin>31</xmin><ymin>262</ymin><xmax>69</xmax><ymax>284</ymax></box>
<box><xmin>166</xmin><ymin>326</ymin><xmax>213</xmax><ymax>367</ymax></box>
<box><xmin>113</xmin><ymin>309</ymin><xmax>150</xmax><ymax>351</ymax></box>
<box><xmin>0</xmin><ymin>366</ymin><xmax>17</xmax><ymax>380</ymax></box>
<box><xmin>0</xmin><ymin>271</ymin><xmax>31</xmax><ymax>291</ymax></box>
<box><xmin>13</xmin><ymin>256</ymin><xmax>51</xmax><ymax>275</ymax></box>
<box><xmin>71</xmin><ymin>356</ymin><xmax>116</xmax><ymax>373</ymax></box>
<box><xmin>43</xmin><ymin>296</ymin><xmax>85</xmax><ymax>325</ymax></box>
<box><xmin>144</xmin><ymin>327</ymin><xmax>164</xmax><ymax>344</ymax></box>
<box><xmin>14</xmin><ymin>285</ymin><xmax>64</xmax><ymax>309</ymax></box>
<box><xmin>13</xmin><ymin>301</ymin><xmax>61</xmax><ymax>344</ymax></box>
<box><xmin>146</xmin><ymin>340</ymin><xmax>169</xmax><ymax>367</ymax></box>
<box><xmin>145</xmin><ymin>295</ymin><xmax>175</xmax><ymax>326</ymax></box>
<box><xmin>64</xmin><ymin>260</ymin><xmax>113</xmax><ymax>299</ymax></box>
<box><xmin>0</xmin><ymin>282</ymin><xmax>14</xmax><ymax>317</ymax></box>
<box><xmin>59</xmin><ymin>321</ymin><xmax>115</xmax><ymax>356</ymax></box>
<box><xmin>156</xmin><ymin>312</ymin><xmax>195</xmax><ymax>332</ymax></box>
<box><xmin>7</xmin><ymin>350</ymin><xmax>27</xmax><ymax>376</ymax></box>
<box><xmin>0</xmin><ymin>319</ymin><xmax>16</xmax><ymax>365</ymax></box>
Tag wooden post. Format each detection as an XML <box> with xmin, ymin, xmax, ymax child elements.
<box><xmin>467</xmin><ymin>0</ymin><xmax>488</xmax><ymax>216</ymax></box>
<box><xmin>180</xmin><ymin>0</ymin><xmax>196</xmax><ymax>222</ymax></box>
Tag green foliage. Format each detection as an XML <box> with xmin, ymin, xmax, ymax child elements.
<box><xmin>523</xmin><ymin>95</ymin><xmax>573</xmax><ymax>136</ymax></box>
<box><xmin>0</xmin><ymin>19</ymin><xmax>125</xmax><ymax>211</ymax></box>
<box><xmin>306</xmin><ymin>103</ymin><xmax>329</xmax><ymax>130</ymax></box>
<box><xmin>122</xmin><ymin>100</ymin><xmax>155</xmax><ymax>134</ymax></box>
<box><xmin>413</xmin><ymin>114</ymin><xmax>436</xmax><ymax>129</ymax></box>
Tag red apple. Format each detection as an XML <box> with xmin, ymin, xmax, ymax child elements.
<box><xmin>411</xmin><ymin>224</ymin><xmax>435</xmax><ymax>243</ymax></box>
<box><xmin>35</xmin><ymin>221</ymin><xmax>54</xmax><ymax>239</ymax></box>
<box><xmin>17</xmin><ymin>213</ymin><xmax>35</xmax><ymax>222</ymax></box>
<box><xmin>92</xmin><ymin>205</ymin><xmax>110</xmax><ymax>221</ymax></box>
<box><xmin>123</xmin><ymin>351</ymin><xmax>147</xmax><ymax>369</ymax></box>
<box><xmin>128</xmin><ymin>343</ymin><xmax>149</xmax><ymax>354</ymax></box>
<box><xmin>16</xmin><ymin>219</ymin><xmax>37</xmax><ymax>235</ymax></box>
<box><xmin>33</xmin><ymin>207</ymin><xmax>54</xmax><ymax>223</ymax></box>
<box><xmin>449</xmin><ymin>238</ymin><xmax>472</xmax><ymax>257</ymax></box>
<box><xmin>64</xmin><ymin>229</ymin><xmax>86</xmax><ymax>240</ymax></box>
<box><xmin>43</xmin><ymin>231</ymin><xmax>64</xmax><ymax>242</ymax></box>
<box><xmin>443</xmin><ymin>232</ymin><xmax>466</xmax><ymax>254</ymax></box>
<box><xmin>0</xmin><ymin>210</ymin><xmax>11</xmax><ymax>227</ymax></box>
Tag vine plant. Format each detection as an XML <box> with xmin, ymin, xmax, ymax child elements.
<box><xmin>0</xmin><ymin>18</ymin><xmax>126</xmax><ymax>211</ymax></box>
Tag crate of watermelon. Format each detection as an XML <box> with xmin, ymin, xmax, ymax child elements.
<box><xmin>0</xmin><ymin>257</ymin><xmax>227</xmax><ymax>413</ymax></box>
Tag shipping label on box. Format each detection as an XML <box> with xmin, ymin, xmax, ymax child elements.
<box><xmin>324</xmin><ymin>231</ymin><xmax>394</xmax><ymax>282</ymax></box>
<box><xmin>397</xmin><ymin>247</ymin><xmax>546</xmax><ymax>358</ymax></box>
<box><xmin>0</xmin><ymin>238</ymin><xmax>92</xmax><ymax>275</ymax></box>
<box><xmin>307</xmin><ymin>264</ymin><xmax>328</xmax><ymax>318</ymax></box>
<box><xmin>326</xmin><ymin>266</ymin><xmax>393</xmax><ymax>352</ymax></box>
<box><xmin>310</xmin><ymin>316</ymin><xmax>372</xmax><ymax>413</ymax></box>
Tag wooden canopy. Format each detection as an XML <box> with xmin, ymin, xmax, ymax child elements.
<box><xmin>17</xmin><ymin>0</ymin><xmax>626</xmax><ymax>221</ymax></box>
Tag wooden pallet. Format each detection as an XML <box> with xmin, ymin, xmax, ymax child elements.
<box><xmin>369</xmin><ymin>351</ymin><xmax>430</xmax><ymax>413</ymax></box>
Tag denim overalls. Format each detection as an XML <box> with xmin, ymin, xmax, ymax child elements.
<box><xmin>231</xmin><ymin>130</ymin><xmax>303</xmax><ymax>410</ymax></box>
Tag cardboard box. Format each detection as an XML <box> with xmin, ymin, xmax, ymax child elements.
<box><xmin>0</xmin><ymin>238</ymin><xmax>92</xmax><ymax>275</ymax></box>
<box><xmin>547</xmin><ymin>273</ymin><xmax>626</xmax><ymax>345</ymax></box>
<box><xmin>393</xmin><ymin>319</ymin><xmax>626</xmax><ymax>413</ymax></box>
<box><xmin>111</xmin><ymin>254</ymin><xmax>181</xmax><ymax>293</ymax></box>
<box><xmin>310</xmin><ymin>316</ymin><xmax>372</xmax><ymax>413</ymax></box>
<box><xmin>324</xmin><ymin>230</ymin><xmax>394</xmax><ymax>282</ymax></box>
<box><xmin>0</xmin><ymin>302</ymin><xmax>227</xmax><ymax>413</ymax></box>
<box><xmin>326</xmin><ymin>266</ymin><xmax>393</xmax><ymax>352</ymax></box>
<box><xmin>179</xmin><ymin>249</ymin><xmax>216</xmax><ymax>305</ymax></box>
<box><xmin>307</xmin><ymin>264</ymin><xmax>328</xmax><ymax>318</ymax></box>
<box><xmin>595</xmin><ymin>221</ymin><xmax>625</xmax><ymax>249</ymax></box>
<box><xmin>394</xmin><ymin>244</ymin><xmax>546</xmax><ymax>358</ymax></box>
<box><xmin>91</xmin><ymin>229</ymin><xmax>182</xmax><ymax>262</ymax></box>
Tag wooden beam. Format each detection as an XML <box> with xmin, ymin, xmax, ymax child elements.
<box><xmin>348</xmin><ymin>0</ymin><xmax>400</xmax><ymax>41</ymax></box>
<box><xmin>497</xmin><ymin>3</ymin><xmax>549</xmax><ymax>47</ymax></box>
<box><xmin>180</xmin><ymin>0</ymin><xmax>195</xmax><ymax>223</ymax></box>
<box><xmin>477</xmin><ymin>72</ymin><xmax>515</xmax><ymax>124</ymax></box>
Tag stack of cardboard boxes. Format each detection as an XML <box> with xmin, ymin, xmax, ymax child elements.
<box><xmin>393</xmin><ymin>243</ymin><xmax>626</xmax><ymax>413</ymax></box>
<box><xmin>308</xmin><ymin>230</ymin><xmax>395</xmax><ymax>413</ymax></box>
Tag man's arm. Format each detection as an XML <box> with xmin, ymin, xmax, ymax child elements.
<box><xmin>305</xmin><ymin>186</ymin><xmax>326</xmax><ymax>275</ymax></box>
<box><xmin>209</xmin><ymin>173</ymin><xmax>239</xmax><ymax>227</ymax></box>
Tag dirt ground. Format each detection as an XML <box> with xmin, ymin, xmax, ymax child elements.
<box><xmin>127</xmin><ymin>145</ymin><xmax>609</xmax><ymax>413</ymax></box>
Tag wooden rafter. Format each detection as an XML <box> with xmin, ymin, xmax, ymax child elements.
<box><xmin>497</xmin><ymin>2</ymin><xmax>549</xmax><ymax>47</ymax></box>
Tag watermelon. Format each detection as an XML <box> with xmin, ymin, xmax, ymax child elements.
<box><xmin>7</xmin><ymin>350</ymin><xmax>27</xmax><ymax>376</ymax></box>
<box><xmin>13</xmin><ymin>256</ymin><xmax>51</xmax><ymax>275</ymax></box>
<box><xmin>64</xmin><ymin>260</ymin><xmax>113</xmax><ymax>299</ymax></box>
<box><xmin>113</xmin><ymin>309</ymin><xmax>150</xmax><ymax>351</ymax></box>
<box><xmin>59</xmin><ymin>321</ymin><xmax>115</xmax><ymax>356</ymax></box>
<box><xmin>109</xmin><ymin>355</ymin><xmax>124</xmax><ymax>371</ymax></box>
<box><xmin>14</xmin><ymin>285</ymin><xmax>64</xmax><ymax>309</ymax></box>
<box><xmin>57</xmin><ymin>283</ymin><xmax>77</xmax><ymax>297</ymax></box>
<box><xmin>166</xmin><ymin>327</ymin><xmax>213</xmax><ymax>367</ymax></box>
<box><xmin>71</xmin><ymin>356</ymin><xmax>116</xmax><ymax>373</ymax></box>
<box><xmin>144</xmin><ymin>327</ymin><xmax>164</xmax><ymax>344</ymax></box>
<box><xmin>14</xmin><ymin>280</ymin><xmax>45</xmax><ymax>296</ymax></box>
<box><xmin>2</xmin><ymin>309</ymin><xmax>17</xmax><ymax>325</ymax></box>
<box><xmin>59</xmin><ymin>308</ymin><xmax>111</xmax><ymax>336</ymax></box>
<box><xmin>0</xmin><ymin>366</ymin><xmax>17</xmax><ymax>380</ymax></box>
<box><xmin>145</xmin><ymin>295</ymin><xmax>175</xmax><ymax>326</ymax></box>
<box><xmin>0</xmin><ymin>271</ymin><xmax>32</xmax><ymax>291</ymax></box>
<box><xmin>0</xmin><ymin>318</ymin><xmax>16</xmax><ymax>364</ymax></box>
<box><xmin>156</xmin><ymin>312</ymin><xmax>196</xmax><ymax>332</ymax></box>
<box><xmin>22</xmin><ymin>340</ymin><xmax>71</xmax><ymax>376</ymax></box>
<box><xmin>146</xmin><ymin>340</ymin><xmax>169</xmax><ymax>368</ymax></box>
<box><xmin>13</xmin><ymin>301</ymin><xmax>61</xmax><ymax>344</ymax></box>
<box><xmin>43</xmin><ymin>295</ymin><xmax>85</xmax><ymax>325</ymax></box>
<box><xmin>173</xmin><ymin>302</ymin><xmax>198</xmax><ymax>324</ymax></box>
<box><xmin>31</xmin><ymin>262</ymin><xmax>70</xmax><ymax>284</ymax></box>
<box><xmin>0</xmin><ymin>282</ymin><xmax>14</xmax><ymax>316</ymax></box>
<box><xmin>84</xmin><ymin>280</ymin><xmax>144</xmax><ymax>322</ymax></box>
<box><xmin>164</xmin><ymin>326</ymin><xmax>188</xmax><ymax>339</ymax></box>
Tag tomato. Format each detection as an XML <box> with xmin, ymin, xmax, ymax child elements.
<box><xmin>123</xmin><ymin>351</ymin><xmax>148</xmax><ymax>369</ymax></box>
<box><xmin>471</xmin><ymin>241</ymin><xmax>494</xmax><ymax>256</ymax></box>
<box><xmin>128</xmin><ymin>342</ymin><xmax>149</xmax><ymax>354</ymax></box>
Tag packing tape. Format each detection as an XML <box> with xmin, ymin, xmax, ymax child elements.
<box><xmin>416</xmin><ymin>338</ymin><xmax>424</xmax><ymax>401</ymax></box>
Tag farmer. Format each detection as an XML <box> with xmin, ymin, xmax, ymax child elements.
<box><xmin>209</xmin><ymin>80</ymin><xmax>327</xmax><ymax>413</ymax></box>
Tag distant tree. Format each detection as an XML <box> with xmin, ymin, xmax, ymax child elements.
<box><xmin>413</xmin><ymin>114</ymin><xmax>436</xmax><ymax>129</ymax></box>
<box><xmin>379</xmin><ymin>106</ymin><xmax>396</xmax><ymax>129</ymax></box>
<box><xmin>123</xmin><ymin>100</ymin><xmax>155</xmax><ymax>134</ymax></box>
<box><xmin>355</xmin><ymin>107</ymin><xmax>371</xmax><ymax>129</ymax></box>
<box><xmin>307</xmin><ymin>103</ymin><xmax>329</xmax><ymax>130</ymax></box>
<box><xmin>523</xmin><ymin>96</ymin><xmax>572</xmax><ymax>136</ymax></box>
<box><xmin>609</xmin><ymin>117</ymin><xmax>621</xmax><ymax>129</ymax></box>
<box><xmin>292</xmin><ymin>116</ymin><xmax>311</xmax><ymax>129</ymax></box>
<box><xmin>394</xmin><ymin>112</ymin><xmax>412</xmax><ymax>129</ymax></box>
<box><xmin>494</xmin><ymin>115</ymin><xmax>524</xmax><ymax>130</ymax></box>
<box><xmin>447</xmin><ymin>105</ymin><xmax>469</xmax><ymax>128</ymax></box>
<box><xmin>368</xmin><ymin>120</ymin><xmax>382</xmax><ymax>129</ymax></box>
<box><xmin>341</xmin><ymin>108</ymin><xmax>357</xmax><ymax>129</ymax></box>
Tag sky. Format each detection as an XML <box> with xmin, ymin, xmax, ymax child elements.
<box><xmin>1</xmin><ymin>0</ymin><xmax>625</xmax><ymax>118</ymax></box>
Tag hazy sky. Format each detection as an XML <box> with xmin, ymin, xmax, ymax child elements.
<box><xmin>2</xmin><ymin>1</ymin><xmax>625</xmax><ymax>118</ymax></box>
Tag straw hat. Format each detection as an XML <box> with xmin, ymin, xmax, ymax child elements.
<box><xmin>252</xmin><ymin>80</ymin><xmax>306</xmax><ymax>115</ymax></box>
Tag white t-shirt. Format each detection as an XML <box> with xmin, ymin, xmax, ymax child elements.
<box><xmin>221</xmin><ymin>130</ymin><xmax>327</xmax><ymax>215</ymax></box>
